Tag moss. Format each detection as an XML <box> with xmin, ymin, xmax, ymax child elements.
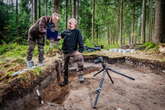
<box><xmin>10</xmin><ymin>58</ymin><xmax>26</xmax><ymax>64</ymax></box>
<box><xmin>0</xmin><ymin>43</ymin><xmax>56</xmax><ymax>79</ymax></box>
<box><xmin>31</xmin><ymin>67</ymin><xmax>43</xmax><ymax>76</ymax></box>
<box><xmin>0</xmin><ymin>43</ymin><xmax>17</xmax><ymax>55</ymax></box>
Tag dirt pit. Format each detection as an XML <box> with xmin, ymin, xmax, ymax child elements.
<box><xmin>35</xmin><ymin>63</ymin><xmax>165</xmax><ymax>110</ymax></box>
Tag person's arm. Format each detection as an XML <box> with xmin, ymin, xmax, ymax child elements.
<box><xmin>60</xmin><ymin>31</ymin><xmax>65</xmax><ymax>39</ymax></box>
<box><xmin>39</xmin><ymin>16</ymin><xmax>47</xmax><ymax>34</ymax></box>
<box><xmin>78</xmin><ymin>30</ymin><xmax>84</xmax><ymax>53</ymax></box>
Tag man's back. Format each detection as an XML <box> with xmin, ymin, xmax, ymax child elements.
<box><xmin>29</xmin><ymin>16</ymin><xmax>52</xmax><ymax>36</ymax></box>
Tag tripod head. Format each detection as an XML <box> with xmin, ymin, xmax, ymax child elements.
<box><xmin>94</xmin><ymin>57</ymin><xmax>104</xmax><ymax>64</ymax></box>
<box><xmin>94</xmin><ymin>57</ymin><xmax>106</xmax><ymax>69</ymax></box>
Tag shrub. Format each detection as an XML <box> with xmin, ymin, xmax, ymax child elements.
<box><xmin>143</xmin><ymin>42</ymin><xmax>156</xmax><ymax>50</ymax></box>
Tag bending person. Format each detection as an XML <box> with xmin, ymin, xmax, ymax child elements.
<box><xmin>26</xmin><ymin>12</ymin><xmax>60</xmax><ymax>67</ymax></box>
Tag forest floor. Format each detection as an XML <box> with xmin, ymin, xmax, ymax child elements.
<box><xmin>0</xmin><ymin>48</ymin><xmax>165</xmax><ymax>110</ymax></box>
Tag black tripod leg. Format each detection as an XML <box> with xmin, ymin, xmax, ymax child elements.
<box><xmin>106</xmin><ymin>69</ymin><xmax>114</xmax><ymax>84</ymax></box>
<box><xmin>107</xmin><ymin>68</ymin><xmax>135</xmax><ymax>80</ymax></box>
<box><xmin>93</xmin><ymin>69</ymin><xmax>104</xmax><ymax>77</ymax></box>
<box><xmin>93</xmin><ymin>72</ymin><xmax>106</xmax><ymax>108</ymax></box>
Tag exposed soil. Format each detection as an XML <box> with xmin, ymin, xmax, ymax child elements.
<box><xmin>36</xmin><ymin>63</ymin><xmax>165</xmax><ymax>110</ymax></box>
<box><xmin>1</xmin><ymin>51</ymin><xmax>165</xmax><ymax>110</ymax></box>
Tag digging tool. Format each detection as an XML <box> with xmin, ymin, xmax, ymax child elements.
<box><xmin>35</xmin><ymin>88</ymin><xmax>44</xmax><ymax>104</ymax></box>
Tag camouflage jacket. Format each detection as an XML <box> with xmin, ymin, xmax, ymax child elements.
<box><xmin>28</xmin><ymin>16</ymin><xmax>55</xmax><ymax>38</ymax></box>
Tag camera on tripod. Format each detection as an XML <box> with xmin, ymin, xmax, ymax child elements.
<box><xmin>94</xmin><ymin>57</ymin><xmax>104</xmax><ymax>64</ymax></box>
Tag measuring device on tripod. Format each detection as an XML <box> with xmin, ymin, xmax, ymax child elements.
<box><xmin>93</xmin><ymin>57</ymin><xmax>135</xmax><ymax>109</ymax></box>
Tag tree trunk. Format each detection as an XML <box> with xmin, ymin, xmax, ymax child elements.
<box><xmin>66</xmin><ymin>0</ymin><xmax>68</xmax><ymax>29</ymax></box>
<box><xmin>141</xmin><ymin>0</ymin><xmax>146</xmax><ymax>43</ymax></box>
<box><xmin>96</xmin><ymin>24</ymin><xmax>99</xmax><ymax>45</ymax></box>
<box><xmin>68</xmin><ymin>0</ymin><xmax>71</xmax><ymax>18</ymax></box>
<box><xmin>146</xmin><ymin>0</ymin><xmax>151</xmax><ymax>42</ymax></box>
<box><xmin>116</xmin><ymin>0</ymin><xmax>120</xmax><ymax>44</ymax></box>
<box><xmin>38</xmin><ymin>0</ymin><xmax>41</xmax><ymax>18</ymax></box>
<box><xmin>34</xmin><ymin>0</ymin><xmax>37</xmax><ymax>21</ymax></box>
<box><xmin>119</xmin><ymin>0</ymin><xmax>123</xmax><ymax>46</ymax></box>
<box><xmin>149</xmin><ymin>3</ymin><xmax>155</xmax><ymax>42</ymax></box>
<box><xmin>71</xmin><ymin>0</ymin><xmax>73</xmax><ymax>17</ymax></box>
<box><xmin>148</xmin><ymin>0</ymin><xmax>152</xmax><ymax>42</ymax></box>
<box><xmin>45</xmin><ymin>0</ymin><xmax>48</xmax><ymax>16</ymax></box>
<box><xmin>147</xmin><ymin>0</ymin><xmax>154</xmax><ymax>42</ymax></box>
<box><xmin>131</xmin><ymin>4</ymin><xmax>135</xmax><ymax>44</ymax></box>
<box><xmin>92</xmin><ymin>0</ymin><xmax>96</xmax><ymax>43</ymax></box>
<box><xmin>72</xmin><ymin>0</ymin><xmax>76</xmax><ymax>18</ymax></box>
<box><xmin>53</xmin><ymin>0</ymin><xmax>60</xmax><ymax>13</ymax></box>
<box><xmin>16</xmin><ymin>0</ymin><xmax>18</xmax><ymax>24</ymax></box>
<box><xmin>31</xmin><ymin>0</ymin><xmax>34</xmax><ymax>22</ymax></box>
<box><xmin>11</xmin><ymin>0</ymin><xmax>14</xmax><ymax>11</ymax></box>
<box><xmin>32</xmin><ymin>0</ymin><xmax>37</xmax><ymax>22</ymax></box>
<box><xmin>77</xmin><ymin>0</ymin><xmax>80</xmax><ymax>21</ymax></box>
<box><xmin>107</xmin><ymin>25</ymin><xmax>111</xmax><ymax>45</ymax></box>
<box><xmin>153</xmin><ymin>0</ymin><xmax>165</xmax><ymax>43</ymax></box>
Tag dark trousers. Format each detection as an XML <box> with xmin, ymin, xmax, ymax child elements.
<box><xmin>63</xmin><ymin>51</ymin><xmax>84</xmax><ymax>81</ymax></box>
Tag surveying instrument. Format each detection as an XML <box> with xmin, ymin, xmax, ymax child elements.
<box><xmin>93</xmin><ymin>57</ymin><xmax>135</xmax><ymax>109</ymax></box>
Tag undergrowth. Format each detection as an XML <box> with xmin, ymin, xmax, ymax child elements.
<box><xmin>85</xmin><ymin>38</ymin><xmax>119</xmax><ymax>49</ymax></box>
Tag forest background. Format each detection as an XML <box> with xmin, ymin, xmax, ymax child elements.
<box><xmin>0</xmin><ymin>0</ymin><xmax>165</xmax><ymax>56</ymax></box>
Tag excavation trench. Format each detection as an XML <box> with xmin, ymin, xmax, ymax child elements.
<box><xmin>1</xmin><ymin>55</ymin><xmax>165</xmax><ymax>110</ymax></box>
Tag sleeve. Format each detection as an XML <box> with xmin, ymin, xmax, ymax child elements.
<box><xmin>78</xmin><ymin>30</ymin><xmax>84</xmax><ymax>53</ymax></box>
<box><xmin>60</xmin><ymin>31</ymin><xmax>65</xmax><ymax>38</ymax></box>
<box><xmin>39</xmin><ymin>16</ymin><xmax>47</xmax><ymax>34</ymax></box>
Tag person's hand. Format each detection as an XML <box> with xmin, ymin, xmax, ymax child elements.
<box><xmin>51</xmin><ymin>28</ymin><xmax>55</xmax><ymax>32</ymax></box>
<box><xmin>40</xmin><ymin>29</ymin><xmax>47</xmax><ymax>34</ymax></box>
<box><xmin>57</xmin><ymin>35</ymin><xmax>61</xmax><ymax>40</ymax></box>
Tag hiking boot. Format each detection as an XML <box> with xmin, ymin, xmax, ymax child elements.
<box><xmin>38</xmin><ymin>61</ymin><xmax>45</xmax><ymax>66</ymax></box>
<box><xmin>27</xmin><ymin>60</ymin><xmax>34</xmax><ymax>68</ymax></box>
<box><xmin>59</xmin><ymin>80</ymin><xmax>68</xmax><ymax>87</ymax></box>
<box><xmin>78</xmin><ymin>74</ymin><xmax>84</xmax><ymax>83</ymax></box>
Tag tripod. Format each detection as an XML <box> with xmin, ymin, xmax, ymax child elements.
<box><xmin>93</xmin><ymin>57</ymin><xmax>135</xmax><ymax>109</ymax></box>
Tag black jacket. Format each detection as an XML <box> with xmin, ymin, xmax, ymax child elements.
<box><xmin>61</xmin><ymin>29</ymin><xmax>84</xmax><ymax>54</ymax></box>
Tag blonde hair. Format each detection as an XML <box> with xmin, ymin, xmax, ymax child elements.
<box><xmin>68</xmin><ymin>18</ymin><xmax>77</xmax><ymax>25</ymax></box>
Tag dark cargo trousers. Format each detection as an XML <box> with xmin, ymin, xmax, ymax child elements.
<box><xmin>63</xmin><ymin>51</ymin><xmax>84</xmax><ymax>81</ymax></box>
<box><xmin>27</xmin><ymin>33</ymin><xmax>45</xmax><ymax>63</ymax></box>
